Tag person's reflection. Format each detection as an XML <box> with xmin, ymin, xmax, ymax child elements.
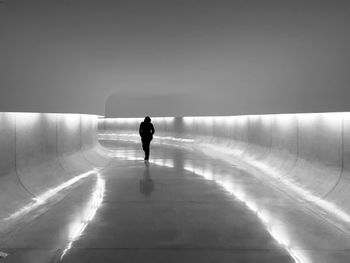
<box><xmin>139</xmin><ymin>162</ymin><xmax>154</xmax><ymax>197</ymax></box>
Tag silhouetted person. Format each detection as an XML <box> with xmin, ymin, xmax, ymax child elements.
<box><xmin>139</xmin><ymin>116</ymin><xmax>155</xmax><ymax>161</ymax></box>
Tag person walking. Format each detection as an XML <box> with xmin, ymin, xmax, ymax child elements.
<box><xmin>139</xmin><ymin>116</ymin><xmax>155</xmax><ymax>161</ymax></box>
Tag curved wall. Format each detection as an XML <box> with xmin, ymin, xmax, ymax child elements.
<box><xmin>98</xmin><ymin>113</ymin><xmax>350</xmax><ymax>218</ymax></box>
<box><xmin>0</xmin><ymin>113</ymin><xmax>109</xmax><ymax>222</ymax></box>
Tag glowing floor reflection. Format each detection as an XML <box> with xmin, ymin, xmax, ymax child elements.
<box><xmin>4</xmin><ymin>170</ymin><xmax>98</xmax><ymax>222</ymax></box>
<box><xmin>197</xmin><ymin>142</ymin><xmax>350</xmax><ymax>225</ymax></box>
<box><xmin>60</xmin><ymin>172</ymin><xmax>105</xmax><ymax>259</ymax></box>
<box><xmin>184</xmin><ymin>161</ymin><xmax>311</xmax><ymax>263</ymax></box>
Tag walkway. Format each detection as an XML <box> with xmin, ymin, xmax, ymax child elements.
<box><xmin>3</xmin><ymin>140</ymin><xmax>350</xmax><ymax>263</ymax></box>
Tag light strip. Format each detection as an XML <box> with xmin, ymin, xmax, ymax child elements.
<box><xmin>184</xmin><ymin>163</ymin><xmax>310</xmax><ymax>263</ymax></box>
<box><xmin>98</xmin><ymin>133</ymin><xmax>194</xmax><ymax>143</ymax></box>
<box><xmin>105</xmin><ymin>148</ymin><xmax>175</xmax><ymax>168</ymax></box>
<box><xmin>150</xmin><ymin>159</ymin><xmax>174</xmax><ymax>168</ymax></box>
<box><xmin>4</xmin><ymin>170</ymin><xmax>97</xmax><ymax>221</ymax></box>
<box><xmin>153</xmin><ymin>135</ymin><xmax>194</xmax><ymax>143</ymax></box>
<box><xmin>199</xmin><ymin>142</ymin><xmax>350</xmax><ymax>224</ymax></box>
<box><xmin>60</xmin><ymin>172</ymin><xmax>105</xmax><ymax>259</ymax></box>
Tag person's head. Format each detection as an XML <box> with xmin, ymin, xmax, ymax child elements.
<box><xmin>144</xmin><ymin>116</ymin><xmax>151</xmax><ymax>123</ymax></box>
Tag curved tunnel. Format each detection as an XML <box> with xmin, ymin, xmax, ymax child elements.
<box><xmin>1</xmin><ymin>112</ymin><xmax>350</xmax><ymax>262</ymax></box>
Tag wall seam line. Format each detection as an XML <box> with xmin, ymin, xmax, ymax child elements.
<box><xmin>322</xmin><ymin>115</ymin><xmax>345</xmax><ymax>199</ymax></box>
<box><xmin>14</xmin><ymin>114</ymin><xmax>36</xmax><ymax>198</ymax></box>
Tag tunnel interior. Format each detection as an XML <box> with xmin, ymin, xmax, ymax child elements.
<box><xmin>0</xmin><ymin>112</ymin><xmax>349</xmax><ymax>262</ymax></box>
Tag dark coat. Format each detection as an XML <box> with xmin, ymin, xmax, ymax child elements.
<box><xmin>139</xmin><ymin>121</ymin><xmax>155</xmax><ymax>141</ymax></box>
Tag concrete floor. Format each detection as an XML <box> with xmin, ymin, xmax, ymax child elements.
<box><xmin>2</xmin><ymin>140</ymin><xmax>350</xmax><ymax>263</ymax></box>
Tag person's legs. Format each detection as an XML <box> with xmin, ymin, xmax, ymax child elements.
<box><xmin>144</xmin><ymin>140</ymin><xmax>150</xmax><ymax>160</ymax></box>
<box><xmin>142</xmin><ymin>138</ymin><xmax>151</xmax><ymax>160</ymax></box>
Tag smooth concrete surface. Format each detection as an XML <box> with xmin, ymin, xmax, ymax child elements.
<box><xmin>3</xmin><ymin>140</ymin><xmax>350</xmax><ymax>262</ymax></box>
<box><xmin>99</xmin><ymin>113</ymin><xmax>350</xmax><ymax>221</ymax></box>
<box><xmin>0</xmin><ymin>113</ymin><xmax>109</xmax><ymax>228</ymax></box>
<box><xmin>2</xmin><ymin>112</ymin><xmax>350</xmax><ymax>262</ymax></box>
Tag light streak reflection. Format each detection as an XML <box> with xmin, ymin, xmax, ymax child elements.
<box><xmin>98</xmin><ymin>133</ymin><xmax>194</xmax><ymax>143</ymax></box>
<box><xmin>201</xmin><ymin>142</ymin><xmax>350</xmax><ymax>224</ymax></box>
<box><xmin>3</xmin><ymin>169</ymin><xmax>106</xmax><ymax>260</ymax></box>
<box><xmin>107</xmin><ymin>150</ymin><xmax>144</xmax><ymax>161</ymax></box>
<box><xmin>183</xmin><ymin>161</ymin><xmax>311</xmax><ymax>263</ymax></box>
<box><xmin>101</xmin><ymin>114</ymin><xmax>350</xmax><ymax>226</ymax></box>
<box><xmin>181</xmin><ymin>113</ymin><xmax>350</xmax><ymax>225</ymax></box>
<box><xmin>60</xmin><ymin>172</ymin><xmax>105</xmax><ymax>259</ymax></box>
<box><xmin>4</xmin><ymin>170</ymin><xmax>97</xmax><ymax>221</ymax></box>
<box><xmin>106</xmin><ymin>148</ymin><xmax>175</xmax><ymax>168</ymax></box>
<box><xmin>150</xmin><ymin>159</ymin><xmax>174</xmax><ymax>168</ymax></box>
<box><xmin>248</xmin><ymin>158</ymin><xmax>350</xmax><ymax>223</ymax></box>
<box><xmin>98</xmin><ymin>112</ymin><xmax>350</xmax><ymax>263</ymax></box>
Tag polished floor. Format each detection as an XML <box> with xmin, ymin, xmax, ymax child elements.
<box><xmin>2</xmin><ymin>140</ymin><xmax>350</xmax><ymax>263</ymax></box>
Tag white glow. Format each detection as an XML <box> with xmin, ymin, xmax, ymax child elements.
<box><xmin>296</xmin><ymin>113</ymin><xmax>320</xmax><ymax>123</ymax></box>
<box><xmin>4</xmin><ymin>170</ymin><xmax>97</xmax><ymax>221</ymax></box>
<box><xmin>62</xmin><ymin>114</ymin><xmax>81</xmax><ymax>130</ymax></box>
<box><xmin>260</xmin><ymin>114</ymin><xmax>274</xmax><ymax>126</ymax></box>
<box><xmin>106</xmin><ymin>118</ymin><xmax>143</xmax><ymax>124</ymax></box>
<box><xmin>152</xmin><ymin>117</ymin><xmax>175</xmax><ymax>124</ymax></box>
<box><xmin>320</xmin><ymin>112</ymin><xmax>343</xmax><ymax>131</ymax></box>
<box><xmin>103</xmin><ymin>145</ymin><xmax>175</xmax><ymax>168</ymax></box>
<box><xmin>101</xmin><ymin>113</ymin><xmax>350</xmax><ymax>225</ymax></box>
<box><xmin>248</xmin><ymin>114</ymin><xmax>260</xmax><ymax>121</ymax></box>
<box><xmin>61</xmin><ymin>172</ymin><xmax>105</xmax><ymax>259</ymax></box>
<box><xmin>235</xmin><ymin>115</ymin><xmax>248</xmax><ymax>126</ymax></box>
<box><xmin>213</xmin><ymin>116</ymin><xmax>226</xmax><ymax>125</ymax></box>
<box><xmin>184</xmin><ymin>161</ymin><xmax>311</xmax><ymax>263</ymax></box>
<box><xmin>14</xmin><ymin>112</ymin><xmax>41</xmax><ymax>124</ymax></box>
<box><xmin>149</xmin><ymin>159</ymin><xmax>174</xmax><ymax>168</ymax></box>
<box><xmin>201</xmin><ymin>116</ymin><xmax>214</xmax><ymax>126</ymax></box>
<box><xmin>244</xmin><ymin>157</ymin><xmax>350</xmax><ymax>223</ymax></box>
<box><xmin>169</xmin><ymin>112</ymin><xmax>350</xmax><ymax>226</ymax></box>
<box><xmin>110</xmin><ymin>133</ymin><xmax>139</xmax><ymax>137</ymax></box>
<box><xmin>99</xmin><ymin>133</ymin><xmax>140</xmax><ymax>144</ymax></box>
<box><xmin>103</xmin><ymin>112</ymin><xmax>350</xmax><ymax>132</ymax></box>
<box><xmin>154</xmin><ymin>135</ymin><xmax>194</xmax><ymax>143</ymax></box>
<box><xmin>183</xmin><ymin>116</ymin><xmax>195</xmax><ymax>125</ymax></box>
<box><xmin>199</xmin><ymin>142</ymin><xmax>350</xmax><ymax>225</ymax></box>
<box><xmin>98</xmin><ymin>133</ymin><xmax>194</xmax><ymax>144</ymax></box>
<box><xmin>274</xmin><ymin>114</ymin><xmax>297</xmax><ymax>130</ymax></box>
<box><xmin>107</xmin><ymin>150</ymin><xmax>143</xmax><ymax>161</ymax></box>
<box><xmin>202</xmin><ymin>168</ymin><xmax>214</xmax><ymax>180</ymax></box>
